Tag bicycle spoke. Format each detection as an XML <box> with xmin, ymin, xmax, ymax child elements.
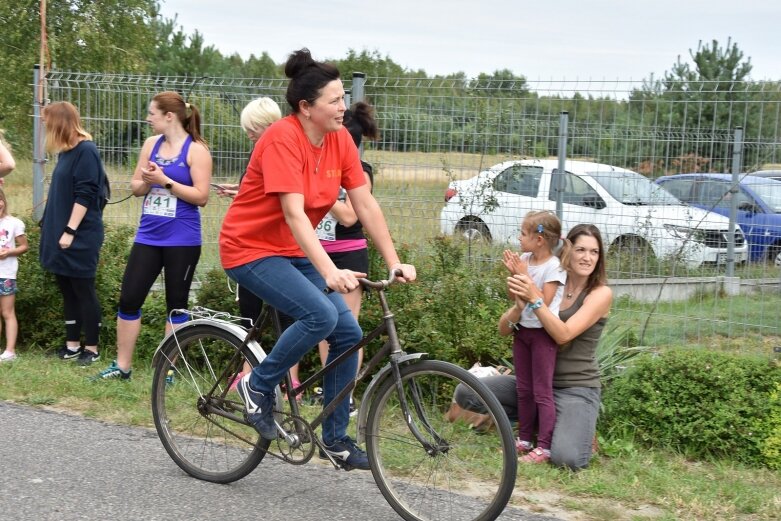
<box><xmin>151</xmin><ymin>323</ymin><xmax>270</xmax><ymax>483</ymax></box>
<box><xmin>366</xmin><ymin>360</ymin><xmax>516</xmax><ymax>521</ymax></box>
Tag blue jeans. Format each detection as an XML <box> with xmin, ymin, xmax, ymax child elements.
<box><xmin>225</xmin><ymin>256</ymin><xmax>362</xmax><ymax>445</ymax></box>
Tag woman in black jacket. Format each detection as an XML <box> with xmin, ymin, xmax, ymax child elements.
<box><xmin>39</xmin><ymin>101</ymin><xmax>106</xmax><ymax>366</ymax></box>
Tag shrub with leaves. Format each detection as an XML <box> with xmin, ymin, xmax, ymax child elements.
<box><xmin>16</xmin><ymin>218</ymin><xmax>133</xmax><ymax>352</ymax></box>
<box><xmin>601</xmin><ymin>348</ymin><xmax>780</xmax><ymax>467</ymax></box>
<box><xmin>760</xmin><ymin>382</ymin><xmax>781</xmax><ymax>470</ymax></box>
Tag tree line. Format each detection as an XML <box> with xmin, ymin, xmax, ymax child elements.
<box><xmin>2</xmin><ymin>2</ymin><xmax>779</xmax><ymax>174</ymax></box>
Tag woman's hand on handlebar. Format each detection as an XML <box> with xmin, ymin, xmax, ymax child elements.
<box><xmin>326</xmin><ymin>268</ymin><xmax>367</xmax><ymax>294</ymax></box>
<box><xmin>389</xmin><ymin>263</ymin><xmax>417</xmax><ymax>283</ymax></box>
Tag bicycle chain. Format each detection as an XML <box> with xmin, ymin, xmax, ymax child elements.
<box><xmin>249</xmin><ymin>410</ymin><xmax>319</xmax><ymax>466</ymax></box>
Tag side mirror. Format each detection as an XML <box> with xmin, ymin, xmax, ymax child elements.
<box><xmin>738</xmin><ymin>202</ymin><xmax>760</xmax><ymax>214</ymax></box>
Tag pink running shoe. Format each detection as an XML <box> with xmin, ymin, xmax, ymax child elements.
<box><xmin>228</xmin><ymin>371</ymin><xmax>247</xmax><ymax>391</ymax></box>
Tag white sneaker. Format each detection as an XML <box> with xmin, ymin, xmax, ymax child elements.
<box><xmin>0</xmin><ymin>351</ymin><xmax>17</xmax><ymax>362</ymax></box>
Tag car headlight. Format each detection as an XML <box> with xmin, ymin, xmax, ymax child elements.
<box><xmin>663</xmin><ymin>224</ymin><xmax>707</xmax><ymax>243</ymax></box>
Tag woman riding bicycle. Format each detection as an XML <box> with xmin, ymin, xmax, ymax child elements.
<box><xmin>219</xmin><ymin>48</ymin><xmax>415</xmax><ymax>471</ymax></box>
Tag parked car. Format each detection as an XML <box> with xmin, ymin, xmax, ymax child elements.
<box><xmin>440</xmin><ymin>159</ymin><xmax>748</xmax><ymax>267</ymax></box>
<box><xmin>750</xmin><ymin>170</ymin><xmax>781</xmax><ymax>182</ymax></box>
<box><xmin>655</xmin><ymin>173</ymin><xmax>781</xmax><ymax>265</ymax></box>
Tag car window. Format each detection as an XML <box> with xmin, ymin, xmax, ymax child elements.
<box><xmin>658</xmin><ymin>179</ymin><xmax>694</xmax><ymax>202</ymax></box>
<box><xmin>549</xmin><ymin>172</ymin><xmax>604</xmax><ymax>207</ymax></box>
<box><xmin>590</xmin><ymin>171</ymin><xmax>680</xmax><ymax>205</ymax></box>
<box><xmin>751</xmin><ymin>180</ymin><xmax>781</xmax><ymax>212</ymax></box>
<box><xmin>492</xmin><ymin>165</ymin><xmax>542</xmax><ymax>196</ymax></box>
<box><xmin>695</xmin><ymin>180</ymin><xmax>752</xmax><ymax>209</ymax></box>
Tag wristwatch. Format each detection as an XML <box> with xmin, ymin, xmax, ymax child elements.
<box><xmin>63</xmin><ymin>226</ymin><xmax>77</xmax><ymax>236</ymax></box>
<box><xmin>164</xmin><ymin>179</ymin><xmax>173</xmax><ymax>190</ymax></box>
<box><xmin>527</xmin><ymin>297</ymin><xmax>544</xmax><ymax>310</ymax></box>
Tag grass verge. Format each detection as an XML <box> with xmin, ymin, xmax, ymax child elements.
<box><xmin>1</xmin><ymin>351</ymin><xmax>779</xmax><ymax>520</ymax></box>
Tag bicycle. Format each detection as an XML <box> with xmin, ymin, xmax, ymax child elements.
<box><xmin>150</xmin><ymin>273</ymin><xmax>517</xmax><ymax>521</ymax></box>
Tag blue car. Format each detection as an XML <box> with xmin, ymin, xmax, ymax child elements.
<box><xmin>656</xmin><ymin>173</ymin><xmax>781</xmax><ymax>264</ymax></box>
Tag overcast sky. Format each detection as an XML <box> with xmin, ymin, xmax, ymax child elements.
<box><xmin>157</xmin><ymin>0</ymin><xmax>781</xmax><ymax>82</ymax></box>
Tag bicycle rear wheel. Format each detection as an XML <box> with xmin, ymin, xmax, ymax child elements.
<box><xmin>366</xmin><ymin>360</ymin><xmax>516</xmax><ymax>521</ymax></box>
<box><xmin>151</xmin><ymin>323</ymin><xmax>269</xmax><ymax>483</ymax></box>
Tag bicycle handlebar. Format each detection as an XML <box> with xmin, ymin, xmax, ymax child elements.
<box><xmin>359</xmin><ymin>268</ymin><xmax>404</xmax><ymax>290</ymax></box>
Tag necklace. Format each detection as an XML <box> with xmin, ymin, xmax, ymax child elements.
<box><xmin>565</xmin><ymin>282</ymin><xmax>585</xmax><ymax>300</ymax></box>
<box><xmin>312</xmin><ymin>142</ymin><xmax>325</xmax><ymax>176</ymax></box>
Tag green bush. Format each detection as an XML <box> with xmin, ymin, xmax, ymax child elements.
<box><xmin>600</xmin><ymin>349</ymin><xmax>781</xmax><ymax>467</ymax></box>
<box><xmin>760</xmin><ymin>382</ymin><xmax>781</xmax><ymax>470</ymax></box>
<box><xmin>195</xmin><ymin>267</ymin><xmax>241</xmax><ymax>315</ymax></box>
<box><xmin>15</xmin><ymin>218</ymin><xmax>199</xmax><ymax>363</ymax></box>
<box><xmin>16</xmin><ymin>218</ymin><xmax>133</xmax><ymax>352</ymax></box>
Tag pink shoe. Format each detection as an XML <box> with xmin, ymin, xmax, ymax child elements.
<box><xmin>515</xmin><ymin>438</ymin><xmax>533</xmax><ymax>455</ymax></box>
<box><xmin>520</xmin><ymin>447</ymin><xmax>550</xmax><ymax>464</ymax></box>
<box><xmin>289</xmin><ymin>379</ymin><xmax>302</xmax><ymax>402</ymax></box>
<box><xmin>228</xmin><ymin>371</ymin><xmax>247</xmax><ymax>391</ymax></box>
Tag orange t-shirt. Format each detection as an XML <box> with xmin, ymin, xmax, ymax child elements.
<box><xmin>220</xmin><ymin>115</ymin><xmax>366</xmax><ymax>269</ymax></box>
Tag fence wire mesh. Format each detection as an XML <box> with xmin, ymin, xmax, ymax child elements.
<box><xmin>42</xmin><ymin>70</ymin><xmax>781</xmax><ymax>350</ymax></box>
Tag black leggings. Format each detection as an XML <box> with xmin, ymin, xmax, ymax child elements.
<box><xmin>118</xmin><ymin>243</ymin><xmax>201</xmax><ymax>321</ymax></box>
<box><xmin>55</xmin><ymin>274</ymin><xmax>102</xmax><ymax>346</ymax></box>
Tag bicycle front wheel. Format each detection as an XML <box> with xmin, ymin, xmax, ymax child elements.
<box><xmin>366</xmin><ymin>360</ymin><xmax>516</xmax><ymax>521</ymax></box>
<box><xmin>151</xmin><ymin>323</ymin><xmax>270</xmax><ymax>484</ymax></box>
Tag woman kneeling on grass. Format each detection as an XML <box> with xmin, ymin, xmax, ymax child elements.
<box><xmin>458</xmin><ymin>224</ymin><xmax>612</xmax><ymax>470</ymax></box>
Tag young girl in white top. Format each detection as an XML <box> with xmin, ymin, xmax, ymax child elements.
<box><xmin>0</xmin><ymin>189</ymin><xmax>28</xmax><ymax>361</ymax></box>
<box><xmin>500</xmin><ymin>210</ymin><xmax>567</xmax><ymax>463</ymax></box>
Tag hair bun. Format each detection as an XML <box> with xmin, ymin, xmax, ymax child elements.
<box><xmin>284</xmin><ymin>48</ymin><xmax>315</xmax><ymax>79</ymax></box>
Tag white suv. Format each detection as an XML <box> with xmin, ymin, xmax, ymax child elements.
<box><xmin>439</xmin><ymin>159</ymin><xmax>748</xmax><ymax>267</ymax></box>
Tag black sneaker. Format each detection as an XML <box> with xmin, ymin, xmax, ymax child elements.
<box><xmin>57</xmin><ymin>345</ymin><xmax>83</xmax><ymax>360</ymax></box>
<box><xmin>90</xmin><ymin>360</ymin><xmax>131</xmax><ymax>381</ymax></box>
<box><xmin>235</xmin><ymin>374</ymin><xmax>277</xmax><ymax>440</ymax></box>
<box><xmin>77</xmin><ymin>350</ymin><xmax>100</xmax><ymax>366</ymax></box>
<box><xmin>322</xmin><ymin>436</ymin><xmax>370</xmax><ymax>470</ymax></box>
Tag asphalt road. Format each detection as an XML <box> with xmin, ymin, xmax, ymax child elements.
<box><xmin>0</xmin><ymin>402</ymin><xmax>563</xmax><ymax>521</ymax></box>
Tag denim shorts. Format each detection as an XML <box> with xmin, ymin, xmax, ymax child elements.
<box><xmin>0</xmin><ymin>278</ymin><xmax>17</xmax><ymax>296</ymax></box>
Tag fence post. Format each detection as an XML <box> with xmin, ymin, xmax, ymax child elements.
<box><xmin>727</xmin><ymin>126</ymin><xmax>743</xmax><ymax>278</ymax></box>
<box><xmin>351</xmin><ymin>72</ymin><xmax>366</xmax><ymax>104</ymax></box>
<box><xmin>32</xmin><ymin>65</ymin><xmax>46</xmax><ymax>222</ymax></box>
<box><xmin>351</xmin><ymin>72</ymin><xmax>366</xmax><ymax>156</ymax></box>
<box><xmin>554</xmin><ymin>111</ymin><xmax>569</xmax><ymax>220</ymax></box>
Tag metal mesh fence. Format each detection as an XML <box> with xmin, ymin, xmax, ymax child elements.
<box><xmin>42</xmin><ymin>70</ymin><xmax>781</xmax><ymax>350</ymax></box>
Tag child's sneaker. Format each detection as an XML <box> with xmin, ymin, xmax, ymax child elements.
<box><xmin>57</xmin><ymin>345</ymin><xmax>83</xmax><ymax>360</ymax></box>
<box><xmin>228</xmin><ymin>370</ymin><xmax>246</xmax><ymax>392</ymax></box>
<box><xmin>235</xmin><ymin>373</ymin><xmax>277</xmax><ymax>440</ymax></box>
<box><xmin>90</xmin><ymin>360</ymin><xmax>132</xmax><ymax>381</ymax></box>
<box><xmin>77</xmin><ymin>350</ymin><xmax>100</xmax><ymax>366</ymax></box>
<box><xmin>0</xmin><ymin>351</ymin><xmax>17</xmax><ymax>362</ymax></box>
<box><xmin>516</xmin><ymin>438</ymin><xmax>533</xmax><ymax>455</ymax></box>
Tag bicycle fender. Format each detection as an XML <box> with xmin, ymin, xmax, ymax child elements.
<box><xmin>355</xmin><ymin>353</ymin><xmax>427</xmax><ymax>445</ymax></box>
<box><xmin>153</xmin><ymin>318</ymin><xmax>268</xmax><ymax>364</ymax></box>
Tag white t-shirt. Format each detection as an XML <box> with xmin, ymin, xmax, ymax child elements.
<box><xmin>0</xmin><ymin>215</ymin><xmax>26</xmax><ymax>279</ymax></box>
<box><xmin>518</xmin><ymin>252</ymin><xmax>566</xmax><ymax>328</ymax></box>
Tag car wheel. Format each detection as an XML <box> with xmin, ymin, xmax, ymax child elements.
<box><xmin>456</xmin><ymin>219</ymin><xmax>491</xmax><ymax>242</ymax></box>
<box><xmin>610</xmin><ymin>235</ymin><xmax>652</xmax><ymax>258</ymax></box>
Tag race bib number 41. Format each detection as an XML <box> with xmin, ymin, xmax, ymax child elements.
<box><xmin>143</xmin><ymin>187</ymin><xmax>177</xmax><ymax>218</ymax></box>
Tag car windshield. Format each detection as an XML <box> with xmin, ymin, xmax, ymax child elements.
<box><xmin>587</xmin><ymin>171</ymin><xmax>681</xmax><ymax>205</ymax></box>
<box><xmin>750</xmin><ymin>181</ymin><xmax>781</xmax><ymax>212</ymax></box>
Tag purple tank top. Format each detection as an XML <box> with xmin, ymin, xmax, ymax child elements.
<box><xmin>136</xmin><ymin>135</ymin><xmax>201</xmax><ymax>246</ymax></box>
